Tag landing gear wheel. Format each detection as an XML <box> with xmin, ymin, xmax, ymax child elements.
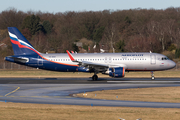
<box><xmin>151</xmin><ymin>71</ymin><xmax>155</xmax><ymax>80</ymax></box>
<box><xmin>92</xmin><ymin>75</ymin><xmax>98</xmax><ymax>81</ymax></box>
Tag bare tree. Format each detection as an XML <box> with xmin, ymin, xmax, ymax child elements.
<box><xmin>0</xmin><ymin>8</ymin><xmax>26</xmax><ymax>29</ymax></box>
<box><xmin>102</xmin><ymin>23</ymin><xmax>119</xmax><ymax>53</ymax></box>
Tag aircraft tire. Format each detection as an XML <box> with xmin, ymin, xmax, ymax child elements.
<box><xmin>92</xmin><ymin>75</ymin><xmax>98</xmax><ymax>81</ymax></box>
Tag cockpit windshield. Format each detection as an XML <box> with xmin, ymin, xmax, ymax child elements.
<box><xmin>161</xmin><ymin>57</ymin><xmax>169</xmax><ymax>60</ymax></box>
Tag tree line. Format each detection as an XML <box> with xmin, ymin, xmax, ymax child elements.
<box><xmin>1</xmin><ymin>7</ymin><xmax>180</xmax><ymax>60</ymax></box>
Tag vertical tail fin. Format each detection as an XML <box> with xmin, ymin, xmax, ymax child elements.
<box><xmin>8</xmin><ymin>27</ymin><xmax>39</xmax><ymax>55</ymax></box>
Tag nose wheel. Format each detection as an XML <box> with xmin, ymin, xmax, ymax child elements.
<box><xmin>151</xmin><ymin>71</ymin><xmax>155</xmax><ymax>80</ymax></box>
<box><xmin>92</xmin><ymin>74</ymin><xmax>98</xmax><ymax>81</ymax></box>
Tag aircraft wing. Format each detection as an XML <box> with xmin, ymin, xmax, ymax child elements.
<box><xmin>66</xmin><ymin>50</ymin><xmax>127</xmax><ymax>71</ymax></box>
<box><xmin>66</xmin><ymin>50</ymin><xmax>108</xmax><ymax>69</ymax></box>
<box><xmin>76</xmin><ymin>61</ymin><xmax>109</xmax><ymax>68</ymax></box>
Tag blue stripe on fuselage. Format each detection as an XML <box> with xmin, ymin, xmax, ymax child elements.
<box><xmin>36</xmin><ymin>60</ymin><xmax>78</xmax><ymax>72</ymax></box>
<box><xmin>22</xmin><ymin>55</ymin><xmax>78</xmax><ymax>72</ymax></box>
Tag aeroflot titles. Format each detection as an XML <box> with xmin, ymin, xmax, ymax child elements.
<box><xmin>122</xmin><ymin>54</ymin><xmax>143</xmax><ymax>56</ymax></box>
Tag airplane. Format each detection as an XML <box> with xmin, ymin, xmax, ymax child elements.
<box><xmin>5</xmin><ymin>27</ymin><xmax>176</xmax><ymax>80</ymax></box>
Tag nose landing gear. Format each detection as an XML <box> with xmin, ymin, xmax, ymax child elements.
<box><xmin>151</xmin><ymin>71</ymin><xmax>155</xmax><ymax>80</ymax></box>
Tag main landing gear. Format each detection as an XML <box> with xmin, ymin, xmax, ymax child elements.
<box><xmin>92</xmin><ymin>70</ymin><xmax>99</xmax><ymax>81</ymax></box>
<box><xmin>151</xmin><ymin>71</ymin><xmax>155</xmax><ymax>80</ymax></box>
<box><xmin>92</xmin><ymin>74</ymin><xmax>98</xmax><ymax>81</ymax></box>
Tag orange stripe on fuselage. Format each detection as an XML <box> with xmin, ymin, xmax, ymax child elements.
<box><xmin>42</xmin><ymin>56</ymin><xmax>78</xmax><ymax>67</ymax></box>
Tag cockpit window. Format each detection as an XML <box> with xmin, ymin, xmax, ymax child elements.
<box><xmin>161</xmin><ymin>57</ymin><xmax>169</xmax><ymax>60</ymax></box>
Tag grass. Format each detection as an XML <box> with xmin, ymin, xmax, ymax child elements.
<box><xmin>76</xmin><ymin>87</ymin><xmax>180</xmax><ymax>103</ymax></box>
<box><xmin>0</xmin><ymin>69</ymin><xmax>180</xmax><ymax>78</ymax></box>
<box><xmin>0</xmin><ymin>102</ymin><xmax>180</xmax><ymax>120</ymax></box>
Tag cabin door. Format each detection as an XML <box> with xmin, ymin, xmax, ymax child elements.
<box><xmin>150</xmin><ymin>55</ymin><xmax>156</xmax><ymax>64</ymax></box>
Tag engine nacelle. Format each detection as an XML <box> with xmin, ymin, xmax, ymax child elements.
<box><xmin>109</xmin><ymin>67</ymin><xmax>125</xmax><ymax>78</ymax></box>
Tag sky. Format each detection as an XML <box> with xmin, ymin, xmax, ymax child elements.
<box><xmin>0</xmin><ymin>0</ymin><xmax>180</xmax><ymax>13</ymax></box>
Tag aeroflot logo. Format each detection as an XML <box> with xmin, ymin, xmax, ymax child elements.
<box><xmin>122</xmin><ymin>54</ymin><xmax>143</xmax><ymax>56</ymax></box>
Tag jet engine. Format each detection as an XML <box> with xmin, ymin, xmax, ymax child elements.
<box><xmin>108</xmin><ymin>67</ymin><xmax>125</xmax><ymax>78</ymax></box>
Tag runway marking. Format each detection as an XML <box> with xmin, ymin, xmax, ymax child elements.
<box><xmin>107</xmin><ymin>81</ymin><xmax>180</xmax><ymax>83</ymax></box>
<box><xmin>54</xmin><ymin>96</ymin><xmax>61</xmax><ymax>98</ymax></box>
<box><xmin>31</xmin><ymin>96</ymin><xmax>39</xmax><ymax>98</ymax></box>
<box><xmin>42</xmin><ymin>96</ymin><xmax>50</xmax><ymax>98</ymax></box>
<box><xmin>4</xmin><ymin>87</ymin><xmax>20</xmax><ymax>96</ymax></box>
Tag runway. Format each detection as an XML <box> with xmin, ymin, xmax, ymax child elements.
<box><xmin>0</xmin><ymin>77</ymin><xmax>180</xmax><ymax>108</ymax></box>
<box><xmin>0</xmin><ymin>77</ymin><xmax>180</xmax><ymax>84</ymax></box>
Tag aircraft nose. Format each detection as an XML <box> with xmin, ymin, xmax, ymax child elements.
<box><xmin>170</xmin><ymin>61</ymin><xmax>176</xmax><ymax>69</ymax></box>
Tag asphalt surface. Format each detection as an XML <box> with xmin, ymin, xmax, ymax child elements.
<box><xmin>0</xmin><ymin>77</ymin><xmax>180</xmax><ymax>84</ymax></box>
<box><xmin>0</xmin><ymin>77</ymin><xmax>180</xmax><ymax>108</ymax></box>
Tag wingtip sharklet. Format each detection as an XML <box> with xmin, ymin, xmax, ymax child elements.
<box><xmin>66</xmin><ymin>50</ymin><xmax>75</xmax><ymax>61</ymax></box>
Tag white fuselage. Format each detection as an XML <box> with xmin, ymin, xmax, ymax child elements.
<box><xmin>42</xmin><ymin>52</ymin><xmax>176</xmax><ymax>71</ymax></box>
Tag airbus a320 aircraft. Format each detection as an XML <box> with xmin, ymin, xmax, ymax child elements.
<box><xmin>5</xmin><ymin>27</ymin><xmax>176</xmax><ymax>80</ymax></box>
